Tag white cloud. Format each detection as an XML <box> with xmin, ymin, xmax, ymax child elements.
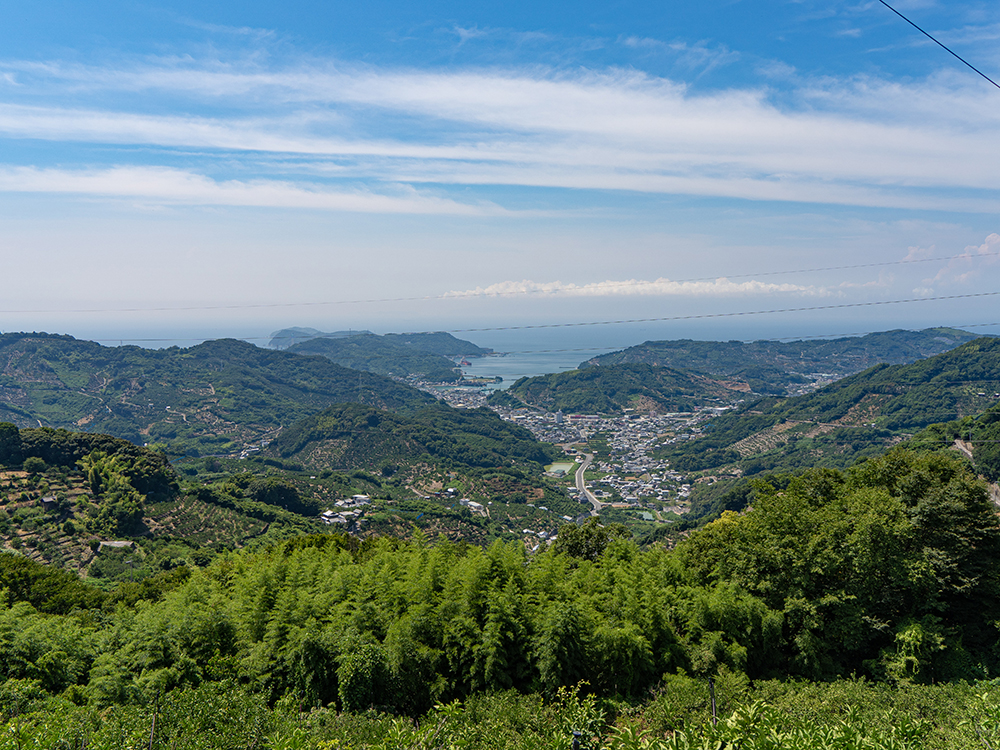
<box><xmin>916</xmin><ymin>232</ymin><xmax>1000</xmax><ymax>288</ymax></box>
<box><xmin>0</xmin><ymin>59</ymin><xmax>997</xmax><ymax>212</ymax></box>
<box><xmin>445</xmin><ymin>277</ymin><xmax>822</xmax><ymax>299</ymax></box>
<box><xmin>0</xmin><ymin>166</ymin><xmax>501</xmax><ymax>215</ymax></box>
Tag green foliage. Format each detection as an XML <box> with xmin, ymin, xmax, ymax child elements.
<box><xmin>0</xmin><ymin>422</ymin><xmax>22</xmax><ymax>466</ymax></box>
<box><xmin>0</xmin><ymin>445</ymin><xmax>998</xmax><ymax>750</ymax></box>
<box><xmin>492</xmin><ymin>363</ymin><xmax>740</xmax><ymax>414</ymax></box>
<box><xmin>337</xmin><ymin>641</ymin><xmax>391</xmax><ymax>711</ymax></box>
<box><xmin>553</xmin><ymin>518</ymin><xmax>631</xmax><ymax>561</ymax></box>
<box><xmin>0</xmin><ymin>333</ymin><xmax>435</xmax><ymax>456</ymax></box>
<box><xmin>288</xmin><ymin>333</ymin><xmax>464</xmax><ymax>382</ymax></box>
<box><xmin>271</xmin><ymin>402</ymin><xmax>558</xmax><ymax>471</ymax></box>
<box><xmin>586</xmin><ymin>327</ymin><xmax>982</xmax><ymax>396</ymax></box>
<box><xmin>21</xmin><ymin>456</ymin><xmax>45</xmax><ymax>474</ymax></box>
<box><xmin>677</xmin><ymin>449</ymin><xmax>1000</xmax><ymax>682</ymax></box>
<box><xmin>660</xmin><ymin>336</ymin><xmax>1000</xmax><ymax>476</ymax></box>
<box><xmin>0</xmin><ymin>553</ymin><xmax>105</xmax><ymax>613</ymax></box>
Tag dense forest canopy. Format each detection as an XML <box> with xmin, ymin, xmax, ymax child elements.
<box><xmin>270</xmin><ymin>402</ymin><xmax>559</xmax><ymax>471</ymax></box>
<box><xmin>0</xmin><ymin>333</ymin><xmax>435</xmax><ymax>456</ymax></box>
<box><xmin>1</xmin><ymin>449</ymin><xmax>996</xmax><ymax>718</ymax></box>
<box><xmin>584</xmin><ymin>328</ymin><xmax>982</xmax><ymax>396</ymax></box>
<box><xmin>659</xmin><ymin>336</ymin><xmax>1000</xmax><ymax>476</ymax></box>
<box><xmin>491</xmin><ymin>362</ymin><xmax>744</xmax><ymax>414</ymax></box>
<box><xmin>286</xmin><ymin>334</ymin><xmax>464</xmax><ymax>383</ymax></box>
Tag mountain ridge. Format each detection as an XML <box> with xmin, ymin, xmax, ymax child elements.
<box><xmin>0</xmin><ymin>333</ymin><xmax>435</xmax><ymax>456</ymax></box>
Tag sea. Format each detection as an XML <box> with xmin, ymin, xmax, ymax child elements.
<box><xmin>447</xmin><ymin>317</ymin><xmax>961</xmax><ymax>389</ymax></box>
<box><xmin>453</xmin><ymin>323</ymin><xmax>715</xmax><ymax>388</ymax></box>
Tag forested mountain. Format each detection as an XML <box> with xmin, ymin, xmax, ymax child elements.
<box><xmin>267</xmin><ymin>326</ymin><xmax>374</xmax><ymax>349</ymax></box>
<box><xmin>0</xmin><ymin>416</ymin><xmax>577</xmax><ymax>575</ymax></box>
<box><xmin>271</xmin><ymin>327</ymin><xmax>491</xmax><ymax>356</ymax></box>
<box><xmin>271</xmin><ymin>402</ymin><xmax>558</xmax><ymax>471</ymax></box>
<box><xmin>286</xmin><ymin>333</ymin><xmax>463</xmax><ymax>382</ymax></box>
<box><xmin>489</xmin><ymin>362</ymin><xmax>747</xmax><ymax>414</ymax></box>
<box><xmin>0</xmin><ymin>333</ymin><xmax>435</xmax><ymax>456</ymax></box>
<box><xmin>659</xmin><ymin>336</ymin><xmax>1000</xmax><ymax>475</ymax></box>
<box><xmin>3</xmin><ymin>448</ymin><xmax>998</xmax><ymax>748</ymax></box>
<box><xmin>583</xmin><ymin>327</ymin><xmax>981</xmax><ymax>395</ymax></box>
<box><xmin>0</xmin><ymin>423</ymin><xmax>339</xmax><ymax>575</ymax></box>
<box><xmin>380</xmin><ymin>331</ymin><xmax>493</xmax><ymax>357</ymax></box>
<box><xmin>266</xmin><ymin>403</ymin><xmax>572</xmax><ymax>526</ymax></box>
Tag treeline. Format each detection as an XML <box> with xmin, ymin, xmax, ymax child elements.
<box><xmin>286</xmin><ymin>333</ymin><xmax>464</xmax><ymax>382</ymax></box>
<box><xmin>491</xmin><ymin>362</ymin><xmax>738</xmax><ymax>414</ymax></box>
<box><xmin>659</xmin><ymin>337</ymin><xmax>1000</xmax><ymax>475</ymax></box>
<box><xmin>584</xmin><ymin>328</ymin><xmax>980</xmax><ymax>396</ymax></box>
<box><xmin>0</xmin><ymin>423</ymin><xmax>176</xmax><ymax>501</ymax></box>
<box><xmin>0</xmin><ymin>333</ymin><xmax>436</xmax><ymax>456</ymax></box>
<box><xmin>270</xmin><ymin>402</ymin><xmax>558</xmax><ymax>471</ymax></box>
<box><xmin>2</xmin><ymin>448</ymin><xmax>997</xmax><ymax>720</ymax></box>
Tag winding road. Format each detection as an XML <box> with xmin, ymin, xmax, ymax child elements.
<box><xmin>575</xmin><ymin>453</ymin><xmax>601</xmax><ymax>515</ymax></box>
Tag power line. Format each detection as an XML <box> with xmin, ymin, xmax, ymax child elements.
<box><xmin>445</xmin><ymin>290</ymin><xmax>1000</xmax><ymax>334</ymax></box>
<box><xmin>876</xmin><ymin>0</ymin><xmax>1000</xmax><ymax>90</ymax></box>
<box><xmin>1</xmin><ymin>248</ymin><xmax>997</xmax><ymax>316</ymax></box>
<box><xmin>48</xmin><ymin>305</ymin><xmax>1000</xmax><ymax>348</ymax></box>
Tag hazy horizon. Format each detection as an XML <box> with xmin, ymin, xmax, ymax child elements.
<box><xmin>2</xmin><ymin>1</ymin><xmax>997</xmax><ymax>344</ymax></box>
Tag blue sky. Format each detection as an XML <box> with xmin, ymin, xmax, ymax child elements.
<box><xmin>1</xmin><ymin>0</ymin><xmax>999</xmax><ymax>349</ymax></box>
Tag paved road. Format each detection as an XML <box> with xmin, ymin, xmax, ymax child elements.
<box><xmin>954</xmin><ymin>439</ymin><xmax>974</xmax><ymax>460</ymax></box>
<box><xmin>575</xmin><ymin>453</ymin><xmax>601</xmax><ymax>515</ymax></box>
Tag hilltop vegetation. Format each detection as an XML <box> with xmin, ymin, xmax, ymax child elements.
<box><xmin>266</xmin><ymin>402</ymin><xmax>579</xmax><ymax>528</ymax></box>
<box><xmin>0</xmin><ymin>333</ymin><xmax>435</xmax><ymax>456</ymax></box>
<box><xmin>0</xmin><ymin>414</ymin><xmax>584</xmax><ymax>571</ymax></box>
<box><xmin>2</xmin><ymin>448</ymin><xmax>999</xmax><ymax>748</ymax></box>
<box><xmin>658</xmin><ymin>337</ymin><xmax>1000</xmax><ymax>477</ymax></box>
<box><xmin>286</xmin><ymin>333</ymin><xmax>463</xmax><ymax>382</ymax></box>
<box><xmin>5</xmin><ymin>329</ymin><xmax>1000</xmax><ymax>747</ymax></box>
<box><xmin>271</xmin><ymin>327</ymin><xmax>491</xmax><ymax>355</ymax></box>
<box><xmin>271</xmin><ymin>402</ymin><xmax>558</xmax><ymax>471</ymax></box>
<box><xmin>583</xmin><ymin>327</ymin><xmax>981</xmax><ymax>395</ymax></box>
<box><xmin>489</xmin><ymin>362</ymin><xmax>747</xmax><ymax>414</ymax></box>
<box><xmin>0</xmin><ymin>423</ymin><xmax>336</xmax><ymax>576</ymax></box>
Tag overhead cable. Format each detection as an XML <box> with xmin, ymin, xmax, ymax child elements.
<box><xmin>0</xmin><ymin>248</ymin><xmax>997</xmax><ymax>316</ymax></box>
<box><xmin>876</xmin><ymin>0</ymin><xmax>1000</xmax><ymax>90</ymax></box>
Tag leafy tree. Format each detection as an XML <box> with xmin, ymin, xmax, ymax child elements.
<box><xmin>337</xmin><ymin>642</ymin><xmax>391</xmax><ymax>711</ymax></box>
<box><xmin>553</xmin><ymin>518</ymin><xmax>630</xmax><ymax>561</ymax></box>
<box><xmin>0</xmin><ymin>422</ymin><xmax>22</xmax><ymax>466</ymax></box>
<box><xmin>22</xmin><ymin>456</ymin><xmax>46</xmax><ymax>475</ymax></box>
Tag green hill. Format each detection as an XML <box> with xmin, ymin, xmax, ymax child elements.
<box><xmin>489</xmin><ymin>362</ymin><xmax>747</xmax><ymax>414</ymax></box>
<box><xmin>0</xmin><ymin>415</ymin><xmax>580</xmax><ymax>573</ymax></box>
<box><xmin>0</xmin><ymin>423</ymin><xmax>328</xmax><ymax>577</ymax></box>
<box><xmin>287</xmin><ymin>333</ymin><xmax>463</xmax><ymax>382</ymax></box>
<box><xmin>270</xmin><ymin>327</ymin><xmax>491</xmax><ymax>357</ymax></box>
<box><xmin>381</xmin><ymin>331</ymin><xmax>492</xmax><ymax>357</ymax></box>
<box><xmin>659</xmin><ymin>336</ymin><xmax>1000</xmax><ymax>476</ymax></box>
<box><xmin>584</xmin><ymin>327</ymin><xmax>982</xmax><ymax>395</ymax></box>
<box><xmin>270</xmin><ymin>401</ymin><xmax>557</xmax><ymax>471</ymax></box>
<box><xmin>0</xmin><ymin>333</ymin><xmax>435</xmax><ymax>456</ymax></box>
<box><xmin>4</xmin><ymin>447</ymin><xmax>1000</xmax><ymax>747</ymax></box>
<box><xmin>267</xmin><ymin>326</ymin><xmax>374</xmax><ymax>349</ymax></box>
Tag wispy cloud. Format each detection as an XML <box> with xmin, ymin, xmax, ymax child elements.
<box><xmin>445</xmin><ymin>277</ymin><xmax>823</xmax><ymax>299</ymax></box>
<box><xmin>618</xmin><ymin>36</ymin><xmax>740</xmax><ymax>73</ymax></box>
<box><xmin>0</xmin><ymin>166</ymin><xmax>501</xmax><ymax>215</ymax></box>
<box><xmin>910</xmin><ymin>232</ymin><xmax>1000</xmax><ymax>291</ymax></box>
<box><xmin>0</xmin><ymin>58</ymin><xmax>997</xmax><ymax>213</ymax></box>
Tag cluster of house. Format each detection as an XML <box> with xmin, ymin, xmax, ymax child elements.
<box><xmin>457</xmin><ymin>497</ymin><xmax>486</xmax><ymax>516</ymax></box>
<box><xmin>320</xmin><ymin>494</ymin><xmax>370</xmax><ymax>527</ymax></box>
<box><xmin>593</xmin><ymin>471</ymin><xmax>692</xmax><ymax>509</ymax></box>
<box><xmin>238</xmin><ymin>439</ymin><xmax>271</xmax><ymax>460</ymax></box>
